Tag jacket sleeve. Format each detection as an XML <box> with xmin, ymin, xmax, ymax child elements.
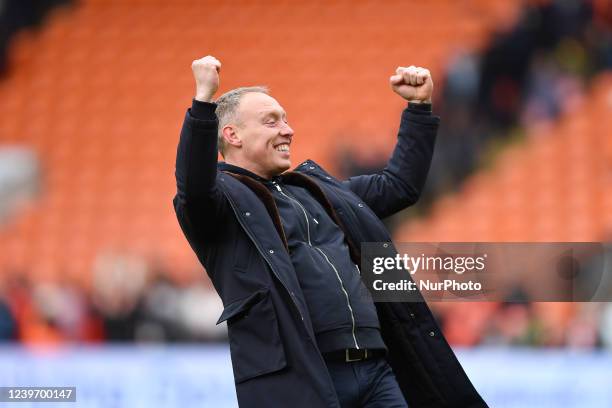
<box><xmin>343</xmin><ymin>106</ymin><xmax>439</xmax><ymax>219</ymax></box>
<box><xmin>173</xmin><ymin>100</ymin><xmax>227</xmax><ymax>241</ymax></box>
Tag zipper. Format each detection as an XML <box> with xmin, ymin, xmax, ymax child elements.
<box><xmin>224</xmin><ymin>191</ymin><xmax>305</xmax><ymax>323</ymax></box>
<box><xmin>273</xmin><ymin>181</ymin><xmax>311</xmax><ymax>246</ymax></box>
<box><xmin>315</xmin><ymin>247</ymin><xmax>359</xmax><ymax>349</ymax></box>
<box><xmin>273</xmin><ymin>181</ymin><xmax>359</xmax><ymax>349</ymax></box>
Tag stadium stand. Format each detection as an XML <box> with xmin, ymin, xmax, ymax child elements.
<box><xmin>0</xmin><ymin>0</ymin><xmax>522</xmax><ymax>287</ymax></box>
<box><xmin>396</xmin><ymin>72</ymin><xmax>612</xmax><ymax>242</ymax></box>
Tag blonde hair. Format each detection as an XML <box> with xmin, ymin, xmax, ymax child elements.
<box><xmin>215</xmin><ymin>86</ymin><xmax>269</xmax><ymax>157</ymax></box>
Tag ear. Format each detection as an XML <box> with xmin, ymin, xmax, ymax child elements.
<box><xmin>222</xmin><ymin>125</ymin><xmax>242</xmax><ymax>148</ymax></box>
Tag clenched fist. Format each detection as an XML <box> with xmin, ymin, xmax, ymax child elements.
<box><xmin>390</xmin><ymin>66</ymin><xmax>433</xmax><ymax>103</ymax></box>
<box><xmin>192</xmin><ymin>55</ymin><xmax>222</xmax><ymax>102</ymax></box>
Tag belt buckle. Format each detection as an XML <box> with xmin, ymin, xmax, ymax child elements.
<box><xmin>345</xmin><ymin>349</ymin><xmax>368</xmax><ymax>362</ymax></box>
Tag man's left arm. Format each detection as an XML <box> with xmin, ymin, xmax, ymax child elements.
<box><xmin>343</xmin><ymin>66</ymin><xmax>439</xmax><ymax>219</ymax></box>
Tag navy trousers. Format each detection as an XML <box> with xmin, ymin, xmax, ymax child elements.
<box><xmin>324</xmin><ymin>357</ymin><xmax>409</xmax><ymax>408</ymax></box>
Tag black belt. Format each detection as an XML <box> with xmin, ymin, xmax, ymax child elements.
<box><xmin>323</xmin><ymin>348</ymin><xmax>386</xmax><ymax>363</ymax></box>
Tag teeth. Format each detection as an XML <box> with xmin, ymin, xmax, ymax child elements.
<box><xmin>275</xmin><ymin>144</ymin><xmax>289</xmax><ymax>152</ymax></box>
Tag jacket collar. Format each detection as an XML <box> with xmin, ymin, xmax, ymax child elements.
<box><xmin>220</xmin><ymin>163</ymin><xmax>361</xmax><ymax>266</ymax></box>
<box><xmin>218</xmin><ymin>162</ymin><xmax>272</xmax><ymax>182</ymax></box>
<box><xmin>218</xmin><ymin>161</ymin><xmax>312</xmax><ymax>183</ymax></box>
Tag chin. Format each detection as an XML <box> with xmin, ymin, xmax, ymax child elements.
<box><xmin>276</xmin><ymin>160</ymin><xmax>291</xmax><ymax>174</ymax></box>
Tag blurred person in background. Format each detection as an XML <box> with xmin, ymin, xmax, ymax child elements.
<box><xmin>91</xmin><ymin>249</ymin><xmax>148</xmax><ymax>341</ymax></box>
<box><xmin>173</xmin><ymin>55</ymin><xmax>487</xmax><ymax>408</ymax></box>
<box><xmin>0</xmin><ymin>279</ymin><xmax>17</xmax><ymax>341</ymax></box>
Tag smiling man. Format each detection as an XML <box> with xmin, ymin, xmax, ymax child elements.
<box><xmin>215</xmin><ymin>88</ymin><xmax>294</xmax><ymax>177</ymax></box>
<box><xmin>173</xmin><ymin>55</ymin><xmax>487</xmax><ymax>408</ymax></box>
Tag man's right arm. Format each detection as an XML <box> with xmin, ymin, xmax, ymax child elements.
<box><xmin>173</xmin><ymin>56</ymin><xmax>225</xmax><ymax>240</ymax></box>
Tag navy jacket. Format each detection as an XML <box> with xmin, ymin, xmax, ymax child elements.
<box><xmin>217</xmin><ymin>162</ymin><xmax>386</xmax><ymax>354</ymax></box>
<box><xmin>173</xmin><ymin>101</ymin><xmax>488</xmax><ymax>408</ymax></box>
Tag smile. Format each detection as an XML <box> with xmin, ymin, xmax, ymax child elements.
<box><xmin>275</xmin><ymin>143</ymin><xmax>290</xmax><ymax>153</ymax></box>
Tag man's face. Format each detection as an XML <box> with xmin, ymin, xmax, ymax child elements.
<box><xmin>231</xmin><ymin>92</ymin><xmax>294</xmax><ymax>179</ymax></box>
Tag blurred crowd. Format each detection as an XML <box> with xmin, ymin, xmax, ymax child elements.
<box><xmin>436</xmin><ymin>300</ymin><xmax>612</xmax><ymax>349</ymax></box>
<box><xmin>1</xmin><ymin>253</ymin><xmax>612</xmax><ymax>350</ymax></box>
<box><xmin>0</xmin><ymin>250</ymin><xmax>226</xmax><ymax>345</ymax></box>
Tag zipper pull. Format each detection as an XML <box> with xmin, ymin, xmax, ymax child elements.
<box><xmin>313</xmin><ymin>218</ymin><xmax>319</xmax><ymax>224</ymax></box>
<box><xmin>275</xmin><ymin>184</ymin><xmax>282</xmax><ymax>192</ymax></box>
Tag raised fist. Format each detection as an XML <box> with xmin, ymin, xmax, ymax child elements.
<box><xmin>192</xmin><ymin>55</ymin><xmax>222</xmax><ymax>102</ymax></box>
<box><xmin>389</xmin><ymin>66</ymin><xmax>433</xmax><ymax>103</ymax></box>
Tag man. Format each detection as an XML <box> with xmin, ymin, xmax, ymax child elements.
<box><xmin>174</xmin><ymin>55</ymin><xmax>487</xmax><ymax>408</ymax></box>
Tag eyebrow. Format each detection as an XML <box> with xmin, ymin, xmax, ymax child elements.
<box><xmin>260</xmin><ymin>110</ymin><xmax>287</xmax><ymax>119</ymax></box>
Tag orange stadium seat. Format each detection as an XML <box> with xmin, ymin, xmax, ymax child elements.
<box><xmin>396</xmin><ymin>72</ymin><xmax>612</xmax><ymax>243</ymax></box>
<box><xmin>0</xmin><ymin>0</ymin><xmax>524</xmax><ymax>283</ymax></box>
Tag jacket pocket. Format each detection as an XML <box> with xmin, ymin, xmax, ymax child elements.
<box><xmin>217</xmin><ymin>288</ymin><xmax>287</xmax><ymax>383</ymax></box>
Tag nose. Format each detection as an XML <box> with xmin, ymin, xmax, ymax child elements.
<box><xmin>280</xmin><ymin>121</ymin><xmax>294</xmax><ymax>138</ymax></box>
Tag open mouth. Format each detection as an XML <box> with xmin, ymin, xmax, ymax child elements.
<box><xmin>274</xmin><ymin>143</ymin><xmax>290</xmax><ymax>153</ymax></box>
